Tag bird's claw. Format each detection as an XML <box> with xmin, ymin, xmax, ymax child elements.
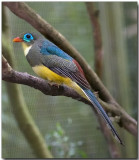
<box><xmin>49</xmin><ymin>82</ymin><xmax>60</xmax><ymax>88</ymax></box>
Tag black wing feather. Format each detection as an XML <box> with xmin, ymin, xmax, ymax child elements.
<box><xmin>41</xmin><ymin>54</ymin><xmax>90</xmax><ymax>89</ymax></box>
<box><xmin>49</xmin><ymin>66</ymin><xmax>90</xmax><ymax>89</ymax></box>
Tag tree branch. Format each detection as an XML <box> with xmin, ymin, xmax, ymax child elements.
<box><xmin>86</xmin><ymin>2</ymin><xmax>103</xmax><ymax>79</ymax></box>
<box><xmin>86</xmin><ymin>3</ymin><xmax>121</xmax><ymax>157</ymax></box>
<box><xmin>2</xmin><ymin>55</ymin><xmax>90</xmax><ymax>106</ymax></box>
<box><xmin>2</xmin><ymin>54</ymin><xmax>137</xmax><ymax>138</ymax></box>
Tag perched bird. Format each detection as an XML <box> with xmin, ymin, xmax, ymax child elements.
<box><xmin>13</xmin><ymin>32</ymin><xmax>123</xmax><ymax>145</ymax></box>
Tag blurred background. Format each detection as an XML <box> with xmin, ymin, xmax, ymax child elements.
<box><xmin>2</xmin><ymin>2</ymin><xmax>137</xmax><ymax>158</ymax></box>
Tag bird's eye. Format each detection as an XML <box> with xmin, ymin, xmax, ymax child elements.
<box><xmin>26</xmin><ymin>34</ymin><xmax>31</xmax><ymax>39</ymax></box>
<box><xmin>23</xmin><ymin>33</ymin><xmax>34</xmax><ymax>42</ymax></box>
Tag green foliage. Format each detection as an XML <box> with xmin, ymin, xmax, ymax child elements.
<box><xmin>45</xmin><ymin>122</ymin><xmax>88</xmax><ymax>158</ymax></box>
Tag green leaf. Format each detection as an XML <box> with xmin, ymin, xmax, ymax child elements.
<box><xmin>78</xmin><ymin>150</ymin><xmax>88</xmax><ymax>158</ymax></box>
<box><xmin>56</xmin><ymin>122</ymin><xmax>65</xmax><ymax>136</ymax></box>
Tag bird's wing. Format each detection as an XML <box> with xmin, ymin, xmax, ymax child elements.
<box><xmin>41</xmin><ymin>54</ymin><xmax>90</xmax><ymax>89</ymax></box>
<box><xmin>40</xmin><ymin>40</ymin><xmax>73</xmax><ymax>61</ymax></box>
<box><xmin>51</xmin><ymin>66</ymin><xmax>90</xmax><ymax>89</ymax></box>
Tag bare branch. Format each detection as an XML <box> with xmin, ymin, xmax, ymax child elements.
<box><xmin>2</xmin><ymin>55</ymin><xmax>137</xmax><ymax>137</ymax></box>
<box><xmin>2</xmin><ymin>55</ymin><xmax>91</xmax><ymax>106</ymax></box>
<box><xmin>86</xmin><ymin>3</ymin><xmax>121</xmax><ymax>157</ymax></box>
<box><xmin>86</xmin><ymin>2</ymin><xmax>103</xmax><ymax>79</ymax></box>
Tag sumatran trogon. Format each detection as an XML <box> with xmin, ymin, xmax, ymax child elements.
<box><xmin>13</xmin><ymin>32</ymin><xmax>123</xmax><ymax>145</ymax></box>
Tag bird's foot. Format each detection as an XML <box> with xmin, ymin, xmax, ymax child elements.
<box><xmin>49</xmin><ymin>82</ymin><xmax>60</xmax><ymax>88</ymax></box>
<box><xmin>94</xmin><ymin>91</ymin><xmax>99</xmax><ymax>97</ymax></box>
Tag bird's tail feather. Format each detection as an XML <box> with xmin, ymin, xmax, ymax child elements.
<box><xmin>82</xmin><ymin>88</ymin><xmax>124</xmax><ymax>145</ymax></box>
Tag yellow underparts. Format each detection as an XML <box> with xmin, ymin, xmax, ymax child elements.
<box><xmin>32</xmin><ymin>65</ymin><xmax>89</xmax><ymax>100</ymax></box>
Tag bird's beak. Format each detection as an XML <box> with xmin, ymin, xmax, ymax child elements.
<box><xmin>13</xmin><ymin>37</ymin><xmax>23</xmax><ymax>42</ymax></box>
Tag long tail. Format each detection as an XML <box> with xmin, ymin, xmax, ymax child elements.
<box><xmin>82</xmin><ymin>88</ymin><xmax>124</xmax><ymax>145</ymax></box>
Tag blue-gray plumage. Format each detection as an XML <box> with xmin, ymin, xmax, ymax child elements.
<box><xmin>40</xmin><ymin>40</ymin><xmax>73</xmax><ymax>61</ymax></box>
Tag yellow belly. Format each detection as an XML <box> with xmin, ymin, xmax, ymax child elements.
<box><xmin>32</xmin><ymin>65</ymin><xmax>89</xmax><ymax>100</ymax></box>
<box><xmin>32</xmin><ymin>65</ymin><xmax>71</xmax><ymax>84</ymax></box>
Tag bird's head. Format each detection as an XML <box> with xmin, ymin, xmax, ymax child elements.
<box><xmin>13</xmin><ymin>32</ymin><xmax>43</xmax><ymax>56</ymax></box>
<box><xmin>13</xmin><ymin>32</ymin><xmax>39</xmax><ymax>45</ymax></box>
